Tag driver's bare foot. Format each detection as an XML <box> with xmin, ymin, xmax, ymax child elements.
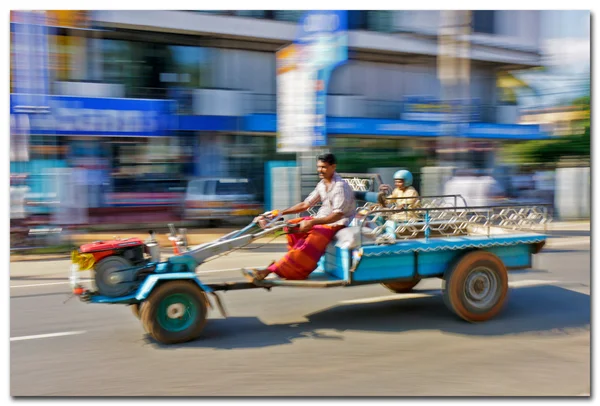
<box><xmin>253</xmin><ymin>269</ymin><xmax>270</xmax><ymax>281</ymax></box>
<box><xmin>242</xmin><ymin>268</ymin><xmax>270</xmax><ymax>283</ymax></box>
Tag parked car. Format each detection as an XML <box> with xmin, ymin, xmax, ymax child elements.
<box><xmin>183</xmin><ymin>177</ymin><xmax>263</xmax><ymax>225</ymax></box>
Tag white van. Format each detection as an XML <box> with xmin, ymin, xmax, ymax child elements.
<box><xmin>183</xmin><ymin>177</ymin><xmax>263</xmax><ymax>224</ymax></box>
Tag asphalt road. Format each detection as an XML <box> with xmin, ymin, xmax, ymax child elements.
<box><xmin>10</xmin><ymin>224</ymin><xmax>590</xmax><ymax>396</ymax></box>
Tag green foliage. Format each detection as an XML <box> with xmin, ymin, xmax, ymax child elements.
<box><xmin>501</xmin><ymin>126</ymin><xmax>590</xmax><ymax>164</ymax></box>
<box><xmin>572</xmin><ymin>95</ymin><xmax>590</xmax><ymax>109</ymax></box>
<box><xmin>502</xmin><ymin>88</ymin><xmax>590</xmax><ymax>165</ymax></box>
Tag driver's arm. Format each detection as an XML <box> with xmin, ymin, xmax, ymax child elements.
<box><xmin>280</xmin><ymin>201</ymin><xmax>311</xmax><ymax>216</ymax></box>
<box><xmin>280</xmin><ymin>187</ymin><xmax>321</xmax><ymax>215</ymax></box>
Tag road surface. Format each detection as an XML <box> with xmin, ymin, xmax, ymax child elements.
<box><xmin>10</xmin><ymin>223</ymin><xmax>590</xmax><ymax>396</ymax></box>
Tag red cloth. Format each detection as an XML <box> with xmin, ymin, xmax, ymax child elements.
<box><xmin>267</xmin><ymin>216</ymin><xmax>344</xmax><ymax>280</ymax></box>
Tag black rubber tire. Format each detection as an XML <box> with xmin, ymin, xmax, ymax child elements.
<box><xmin>381</xmin><ymin>279</ymin><xmax>421</xmax><ymax>293</ymax></box>
<box><xmin>442</xmin><ymin>250</ymin><xmax>508</xmax><ymax>322</ymax></box>
<box><xmin>140</xmin><ymin>281</ymin><xmax>208</xmax><ymax>345</ymax></box>
<box><xmin>130</xmin><ymin>303</ymin><xmax>143</xmax><ymax>319</ymax></box>
<box><xmin>94</xmin><ymin>256</ymin><xmax>133</xmax><ymax>297</ymax></box>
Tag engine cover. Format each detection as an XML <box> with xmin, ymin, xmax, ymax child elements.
<box><xmin>79</xmin><ymin>238</ymin><xmax>145</xmax><ymax>253</ymax></box>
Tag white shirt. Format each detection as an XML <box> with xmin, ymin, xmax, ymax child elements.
<box><xmin>304</xmin><ymin>173</ymin><xmax>356</xmax><ymax>227</ymax></box>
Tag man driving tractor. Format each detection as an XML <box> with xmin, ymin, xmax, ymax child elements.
<box><xmin>242</xmin><ymin>153</ymin><xmax>356</xmax><ymax>282</ymax></box>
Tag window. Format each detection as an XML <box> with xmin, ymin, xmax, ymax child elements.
<box><xmin>216</xmin><ymin>180</ymin><xmax>254</xmax><ymax>196</ymax></box>
<box><xmin>102</xmin><ymin>40</ymin><xmax>172</xmax><ymax>98</ymax></box>
<box><xmin>235</xmin><ymin>11</ymin><xmax>267</xmax><ymax>18</ymax></box>
<box><xmin>274</xmin><ymin>11</ymin><xmax>303</xmax><ymax>23</ymax></box>
<box><xmin>101</xmin><ymin>39</ymin><xmax>213</xmax><ymax>99</ymax></box>
<box><xmin>472</xmin><ymin>11</ymin><xmax>495</xmax><ymax>34</ymax></box>
<box><xmin>367</xmin><ymin>11</ymin><xmax>395</xmax><ymax>33</ymax></box>
<box><xmin>348</xmin><ymin>11</ymin><xmax>368</xmax><ymax>30</ymax></box>
<box><xmin>187</xmin><ymin>180</ymin><xmax>207</xmax><ymax>195</ymax></box>
<box><xmin>102</xmin><ymin>39</ymin><xmax>141</xmax><ymax>91</ymax></box>
<box><xmin>165</xmin><ymin>46</ymin><xmax>200</xmax><ymax>91</ymax></box>
<box><xmin>168</xmin><ymin>46</ymin><xmax>212</xmax><ymax>89</ymax></box>
<box><xmin>196</xmin><ymin>11</ymin><xmax>228</xmax><ymax>15</ymax></box>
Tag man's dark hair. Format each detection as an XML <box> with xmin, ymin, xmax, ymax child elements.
<box><xmin>317</xmin><ymin>153</ymin><xmax>336</xmax><ymax>165</ymax></box>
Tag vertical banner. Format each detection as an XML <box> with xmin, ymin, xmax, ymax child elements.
<box><xmin>295</xmin><ymin>10</ymin><xmax>348</xmax><ymax>148</ymax></box>
<box><xmin>276</xmin><ymin>44</ymin><xmax>307</xmax><ymax>152</ymax></box>
<box><xmin>276</xmin><ymin>10</ymin><xmax>348</xmax><ymax>153</ymax></box>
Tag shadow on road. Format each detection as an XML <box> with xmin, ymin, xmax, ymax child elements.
<box><xmin>147</xmin><ymin>284</ymin><xmax>590</xmax><ymax>350</ymax></box>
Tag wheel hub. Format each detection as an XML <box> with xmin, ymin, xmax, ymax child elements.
<box><xmin>469</xmin><ymin>275</ymin><xmax>490</xmax><ymax>299</ymax></box>
<box><xmin>107</xmin><ymin>272</ymin><xmax>123</xmax><ymax>285</ymax></box>
<box><xmin>464</xmin><ymin>267</ymin><xmax>497</xmax><ymax>308</ymax></box>
<box><xmin>166</xmin><ymin>303</ymin><xmax>186</xmax><ymax>319</ymax></box>
<box><xmin>156</xmin><ymin>293</ymin><xmax>198</xmax><ymax>333</ymax></box>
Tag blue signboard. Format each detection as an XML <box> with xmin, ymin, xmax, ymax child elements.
<box><xmin>10</xmin><ymin>95</ymin><xmax>177</xmax><ymax>137</ymax></box>
<box><xmin>294</xmin><ymin>10</ymin><xmax>348</xmax><ymax>148</ymax></box>
<box><xmin>402</xmin><ymin>96</ymin><xmax>481</xmax><ymax>122</ymax></box>
<box><xmin>327</xmin><ymin>117</ymin><xmax>442</xmax><ymax>137</ymax></box>
<box><xmin>177</xmin><ymin>115</ymin><xmax>239</xmax><ymax>132</ymax></box>
<box><xmin>462</xmin><ymin>123</ymin><xmax>548</xmax><ymax>140</ymax></box>
<box><xmin>242</xmin><ymin>114</ymin><xmax>549</xmax><ymax>140</ymax></box>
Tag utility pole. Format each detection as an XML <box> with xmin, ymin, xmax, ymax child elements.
<box><xmin>437</xmin><ymin>10</ymin><xmax>471</xmax><ymax>169</ymax></box>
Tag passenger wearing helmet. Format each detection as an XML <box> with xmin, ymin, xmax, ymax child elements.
<box><xmin>378</xmin><ymin>170</ymin><xmax>421</xmax><ymax>221</ymax></box>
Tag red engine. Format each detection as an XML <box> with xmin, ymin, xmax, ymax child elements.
<box><xmin>79</xmin><ymin>237</ymin><xmax>147</xmax><ymax>265</ymax></box>
<box><xmin>74</xmin><ymin>227</ymin><xmax>184</xmax><ymax>298</ymax></box>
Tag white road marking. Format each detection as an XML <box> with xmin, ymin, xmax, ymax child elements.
<box><xmin>10</xmin><ymin>281</ymin><xmax>91</xmax><ymax>289</ymax></box>
<box><xmin>10</xmin><ymin>330</ymin><xmax>86</xmax><ymax>342</ymax></box>
<box><xmin>340</xmin><ymin>292</ymin><xmax>436</xmax><ymax>305</ymax></box>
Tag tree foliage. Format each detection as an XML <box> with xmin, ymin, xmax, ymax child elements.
<box><xmin>502</xmin><ymin>123</ymin><xmax>589</xmax><ymax>165</ymax></box>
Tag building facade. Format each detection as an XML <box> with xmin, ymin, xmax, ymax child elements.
<box><xmin>11</xmin><ymin>10</ymin><xmax>549</xmax><ymax>208</ymax></box>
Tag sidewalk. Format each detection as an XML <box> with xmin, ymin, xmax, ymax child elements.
<box><xmin>10</xmin><ymin>219</ymin><xmax>589</xmax><ymax>262</ymax></box>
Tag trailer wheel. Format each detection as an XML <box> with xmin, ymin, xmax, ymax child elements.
<box><xmin>442</xmin><ymin>251</ymin><xmax>508</xmax><ymax>322</ymax></box>
<box><xmin>140</xmin><ymin>281</ymin><xmax>208</xmax><ymax>345</ymax></box>
<box><xmin>381</xmin><ymin>279</ymin><xmax>421</xmax><ymax>293</ymax></box>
